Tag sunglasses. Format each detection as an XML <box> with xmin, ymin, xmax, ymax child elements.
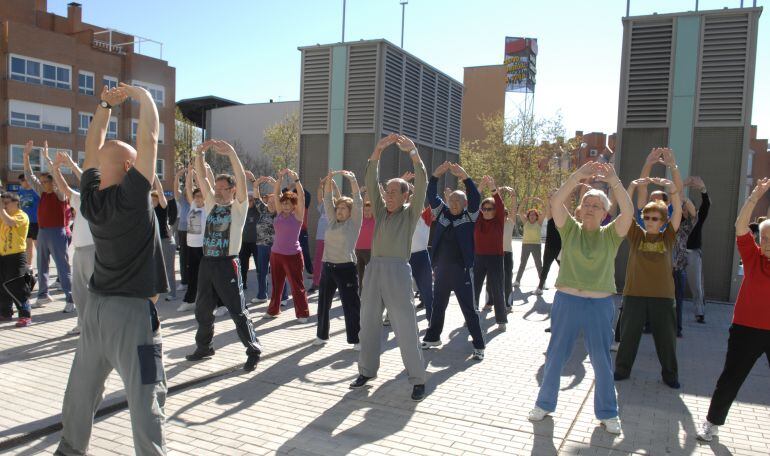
<box><xmin>481</xmin><ymin>207</ymin><xmax>495</xmax><ymax>212</ymax></box>
<box><xmin>643</xmin><ymin>216</ymin><xmax>661</xmax><ymax>222</ymax></box>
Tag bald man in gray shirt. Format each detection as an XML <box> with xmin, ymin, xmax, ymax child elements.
<box><xmin>350</xmin><ymin>133</ymin><xmax>428</xmax><ymax>402</ymax></box>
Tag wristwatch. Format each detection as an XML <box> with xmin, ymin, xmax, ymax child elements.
<box><xmin>409</xmin><ymin>148</ymin><xmax>418</xmax><ymax>157</ymax></box>
<box><xmin>99</xmin><ymin>100</ymin><xmax>112</xmax><ymax>109</ymax></box>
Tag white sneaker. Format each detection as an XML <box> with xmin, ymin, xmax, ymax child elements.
<box><xmin>177</xmin><ymin>302</ymin><xmax>195</xmax><ymax>312</ymax></box>
<box><xmin>472</xmin><ymin>349</ymin><xmax>485</xmax><ymax>360</ymax></box>
<box><xmin>534</xmin><ymin>288</ymin><xmax>543</xmax><ymax>296</ymax></box>
<box><xmin>263</xmin><ymin>313</ymin><xmax>278</xmax><ymax>319</ymax></box>
<box><xmin>420</xmin><ymin>340</ymin><xmax>442</xmax><ymax>350</ymax></box>
<box><xmin>610</xmin><ymin>341</ymin><xmax>620</xmax><ymax>352</ymax></box>
<box><xmin>251</xmin><ymin>297</ymin><xmax>268</xmax><ymax>304</ymax></box>
<box><xmin>498</xmin><ymin>323</ymin><xmax>507</xmax><ymax>331</ymax></box>
<box><xmin>164</xmin><ymin>295</ymin><xmax>176</xmax><ymax>302</ymax></box>
<box><xmin>63</xmin><ymin>301</ymin><xmax>76</xmax><ymax>313</ymax></box>
<box><xmin>696</xmin><ymin>420</ymin><xmax>719</xmax><ymax>442</ymax></box>
<box><xmin>33</xmin><ymin>296</ymin><xmax>53</xmax><ymax>308</ymax></box>
<box><xmin>513</xmin><ymin>281</ymin><xmax>520</xmax><ymax>287</ymax></box>
<box><xmin>213</xmin><ymin>307</ymin><xmax>228</xmax><ymax>317</ymax></box>
<box><xmin>312</xmin><ymin>337</ymin><xmax>327</xmax><ymax>346</ymax></box>
<box><xmin>176</xmin><ymin>283</ymin><xmax>186</xmax><ymax>292</ymax></box>
<box><xmin>297</xmin><ymin>317</ymin><xmax>308</xmax><ymax>324</ymax></box>
<box><xmin>67</xmin><ymin>326</ymin><xmax>81</xmax><ymax>336</ymax></box>
<box><xmin>528</xmin><ymin>406</ymin><xmax>550</xmax><ymax>421</ymax></box>
<box><xmin>280</xmin><ymin>299</ymin><xmax>288</xmax><ymax>307</ymax></box>
<box><xmin>601</xmin><ymin>417</ymin><xmax>622</xmax><ymax>435</ymax></box>
<box><xmin>352</xmin><ymin>343</ymin><xmax>361</xmax><ymax>351</ymax></box>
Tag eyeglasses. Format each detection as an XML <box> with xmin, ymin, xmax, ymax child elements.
<box><xmin>643</xmin><ymin>215</ymin><xmax>661</xmax><ymax>222</ymax></box>
<box><xmin>481</xmin><ymin>207</ymin><xmax>495</xmax><ymax>212</ymax></box>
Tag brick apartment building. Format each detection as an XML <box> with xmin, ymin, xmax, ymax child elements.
<box><xmin>0</xmin><ymin>0</ymin><xmax>175</xmax><ymax>189</ymax></box>
<box><xmin>570</xmin><ymin>131</ymin><xmax>616</xmax><ymax>168</ymax></box>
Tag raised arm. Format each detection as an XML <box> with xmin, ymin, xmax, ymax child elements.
<box><xmin>153</xmin><ymin>176</ymin><xmax>168</xmax><ymax>208</ymax></box>
<box><xmin>596</xmin><ymin>163</ymin><xmax>633</xmax><ymax>236</ymax></box>
<box><xmin>119</xmin><ymin>83</ymin><xmax>158</xmax><ymax>182</ymax></box>
<box><xmin>344</xmin><ymin>170</ymin><xmax>363</xmax><ymax>228</ymax></box>
<box><xmin>517</xmin><ymin>195</ymin><xmax>529</xmax><ymax>223</ymax></box>
<box><xmin>286</xmin><ymin>169</ymin><xmax>305</xmax><ymax>222</ymax></box>
<box><xmin>428</xmin><ymin>161</ymin><xmax>450</xmax><ymax>210</ymax></box>
<box><xmin>322</xmin><ymin>173</ymin><xmax>336</xmax><ymax>222</ymax></box>
<box><xmin>661</xmin><ymin>148</ymin><xmax>683</xmax><ymax>195</ymax></box>
<box><xmin>193</xmin><ymin>141</ymin><xmax>215</xmax><ymax>202</ymax></box>
<box><xmin>173</xmin><ymin>167</ymin><xmax>184</xmax><ymax>201</ymax></box>
<box><xmin>637</xmin><ymin>148</ymin><xmax>662</xmax><ymax>208</ymax></box>
<box><xmin>212</xmin><ymin>140</ymin><xmax>247</xmax><ymax>204</ymax></box>
<box><xmin>51</xmin><ymin>152</ymin><xmax>74</xmax><ymax>199</ymax></box>
<box><xmin>22</xmin><ymin>140</ymin><xmax>43</xmax><ymax>195</ymax></box>
<box><xmin>84</xmin><ymin>86</ymin><xmax>127</xmax><ymax>171</ymax></box>
<box><xmin>531</xmin><ymin>197</ymin><xmax>546</xmax><ymax>224</ymax></box>
<box><xmin>396</xmin><ymin>135</ymin><xmax>427</xmax><ymax>218</ymax></box>
<box><xmin>63</xmin><ymin>152</ymin><xmax>83</xmax><ymax>181</ymax></box>
<box><xmin>736</xmin><ymin>178</ymin><xmax>769</xmax><ymax>236</ymax></box>
<box><xmin>551</xmin><ymin>162</ymin><xmax>601</xmax><ymax>228</ymax></box>
<box><xmin>366</xmin><ymin>135</ymin><xmax>398</xmax><ymax>215</ymax></box>
<box><xmin>273</xmin><ymin>170</ymin><xmax>284</xmax><ymax>202</ymax></box>
<box><xmin>659</xmin><ymin>178</ymin><xmax>682</xmax><ymax>232</ymax></box>
<box><xmin>185</xmin><ymin>164</ymin><xmax>195</xmax><ymax>204</ymax></box>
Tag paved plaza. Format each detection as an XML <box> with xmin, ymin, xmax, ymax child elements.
<box><xmin>1</xmin><ymin>241</ymin><xmax>768</xmax><ymax>455</ymax></box>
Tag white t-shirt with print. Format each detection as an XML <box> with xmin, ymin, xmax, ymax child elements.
<box><xmin>202</xmin><ymin>193</ymin><xmax>248</xmax><ymax>257</ymax></box>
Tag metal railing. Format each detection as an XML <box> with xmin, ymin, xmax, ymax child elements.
<box><xmin>92</xmin><ymin>29</ymin><xmax>164</xmax><ymax>60</ymax></box>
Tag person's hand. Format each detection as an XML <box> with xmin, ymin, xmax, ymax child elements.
<box><xmin>575</xmin><ymin>161</ymin><xmax>601</xmax><ymax>180</ymax></box>
<box><xmin>594</xmin><ymin>163</ymin><xmax>619</xmax><ymax>183</ymax></box>
<box><xmin>401</xmin><ymin>171</ymin><xmax>415</xmax><ymax>182</ymax></box>
<box><xmin>100</xmin><ymin>86</ymin><xmax>128</xmax><ymax>107</ymax></box>
<box><xmin>42</xmin><ymin>141</ymin><xmax>53</xmax><ymax>169</ymax></box>
<box><xmin>117</xmin><ymin>82</ymin><xmax>150</xmax><ymax>100</ymax></box>
<box><xmin>645</xmin><ymin>148</ymin><xmax>664</xmax><ymax>166</ymax></box>
<box><xmin>284</xmin><ymin>169</ymin><xmax>299</xmax><ymax>180</ymax></box>
<box><xmin>631</xmin><ymin>177</ymin><xmax>650</xmax><ymax>186</ymax></box>
<box><xmin>375</xmin><ymin>134</ymin><xmax>398</xmax><ymax>152</ymax></box>
<box><xmin>23</xmin><ymin>140</ymin><xmax>33</xmax><ymax>158</ymax></box>
<box><xmin>656</xmin><ymin>178</ymin><xmax>675</xmax><ymax>191</ymax></box>
<box><xmin>245</xmin><ymin>170</ymin><xmax>256</xmax><ymax>182</ymax></box>
<box><xmin>340</xmin><ymin>170</ymin><xmax>356</xmax><ymax>180</ymax></box>
<box><xmin>649</xmin><ymin>177</ymin><xmax>669</xmax><ymax>187</ymax></box>
<box><xmin>481</xmin><ymin>175</ymin><xmax>493</xmax><ymax>189</ymax></box>
<box><xmin>688</xmin><ymin>176</ymin><xmax>705</xmax><ymax>190</ymax></box>
<box><xmin>396</xmin><ymin>135</ymin><xmax>416</xmax><ymax>152</ymax></box>
<box><xmin>211</xmin><ymin>140</ymin><xmax>235</xmax><ymax>156</ymax></box>
<box><xmin>432</xmin><ymin>161</ymin><xmax>451</xmax><ymax>178</ymax></box>
<box><xmin>52</xmin><ymin>151</ymin><xmax>68</xmax><ymax>169</ymax></box>
<box><xmin>193</xmin><ymin>140</ymin><xmax>215</xmax><ymax>158</ymax></box>
<box><xmin>449</xmin><ymin>163</ymin><xmax>469</xmax><ymax>180</ymax></box>
<box><xmin>749</xmin><ymin>177</ymin><xmax>770</xmax><ymax>201</ymax></box>
<box><xmin>660</xmin><ymin>148</ymin><xmax>677</xmax><ymax>168</ymax></box>
<box><xmin>175</xmin><ymin>166</ymin><xmax>185</xmax><ymax>178</ymax></box>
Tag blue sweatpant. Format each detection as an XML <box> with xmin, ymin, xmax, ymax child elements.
<box><xmin>37</xmin><ymin>227</ymin><xmax>72</xmax><ymax>302</ymax></box>
<box><xmin>409</xmin><ymin>250</ymin><xmax>434</xmax><ymax>320</ymax></box>
<box><xmin>536</xmin><ymin>291</ymin><xmax>617</xmax><ymax>419</ymax></box>
<box><xmin>424</xmin><ymin>261</ymin><xmax>485</xmax><ymax>350</ymax></box>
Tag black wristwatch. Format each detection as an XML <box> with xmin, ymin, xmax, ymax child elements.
<box><xmin>99</xmin><ymin>100</ymin><xmax>112</xmax><ymax>110</ymax></box>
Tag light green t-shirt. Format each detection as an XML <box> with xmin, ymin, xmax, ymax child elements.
<box><xmin>522</xmin><ymin>221</ymin><xmax>541</xmax><ymax>244</ymax></box>
<box><xmin>554</xmin><ymin>215</ymin><xmax>624</xmax><ymax>294</ymax></box>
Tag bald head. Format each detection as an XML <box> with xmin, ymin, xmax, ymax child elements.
<box><xmin>98</xmin><ymin>140</ymin><xmax>137</xmax><ymax>188</ymax></box>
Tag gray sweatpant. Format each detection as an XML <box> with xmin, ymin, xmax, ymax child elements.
<box><xmin>71</xmin><ymin>245</ymin><xmax>95</xmax><ymax>328</ymax></box>
<box><xmin>56</xmin><ymin>292</ymin><xmax>167</xmax><ymax>456</ymax></box>
<box><xmin>358</xmin><ymin>257</ymin><xmax>426</xmax><ymax>385</ymax></box>
<box><xmin>685</xmin><ymin>249</ymin><xmax>705</xmax><ymax>317</ymax></box>
<box><xmin>161</xmin><ymin>237</ymin><xmax>176</xmax><ymax>299</ymax></box>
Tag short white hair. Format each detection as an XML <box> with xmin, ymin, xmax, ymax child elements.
<box><xmin>582</xmin><ymin>189</ymin><xmax>611</xmax><ymax>212</ymax></box>
<box><xmin>448</xmin><ymin>190</ymin><xmax>467</xmax><ymax>203</ymax></box>
<box><xmin>759</xmin><ymin>219</ymin><xmax>770</xmax><ymax>235</ymax></box>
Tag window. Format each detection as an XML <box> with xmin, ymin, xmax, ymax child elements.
<box><xmin>132</xmin><ymin>119</ymin><xmax>164</xmax><ymax>144</ymax></box>
<box><xmin>9</xmin><ymin>54</ymin><xmax>71</xmax><ymax>89</ymax></box>
<box><xmin>156</xmin><ymin>159</ymin><xmax>165</xmax><ymax>180</ymax></box>
<box><xmin>131</xmin><ymin>80</ymin><xmax>165</xmax><ymax>106</ymax></box>
<box><xmin>107</xmin><ymin>117</ymin><xmax>119</xmax><ymax>139</ymax></box>
<box><xmin>589</xmin><ymin>149</ymin><xmax>598</xmax><ymax>157</ymax></box>
<box><xmin>9</xmin><ymin>100</ymin><xmax>71</xmax><ymax>132</ymax></box>
<box><xmin>9</xmin><ymin>144</ymin><xmax>71</xmax><ymax>173</ymax></box>
<box><xmin>103</xmin><ymin>75</ymin><xmax>118</xmax><ymax>90</ymax></box>
<box><xmin>79</xmin><ymin>112</ymin><xmax>93</xmax><ymax>136</ymax></box>
<box><xmin>158</xmin><ymin>123</ymin><xmax>165</xmax><ymax>144</ymax></box>
<box><xmin>78</xmin><ymin>71</ymin><xmax>95</xmax><ymax>95</ymax></box>
<box><xmin>77</xmin><ymin>151</ymin><xmax>86</xmax><ymax>168</ymax></box>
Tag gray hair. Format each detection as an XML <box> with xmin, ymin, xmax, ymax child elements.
<box><xmin>582</xmin><ymin>189</ymin><xmax>611</xmax><ymax>212</ymax></box>
<box><xmin>759</xmin><ymin>219</ymin><xmax>770</xmax><ymax>235</ymax></box>
<box><xmin>448</xmin><ymin>190</ymin><xmax>467</xmax><ymax>203</ymax></box>
<box><xmin>385</xmin><ymin>178</ymin><xmax>410</xmax><ymax>194</ymax></box>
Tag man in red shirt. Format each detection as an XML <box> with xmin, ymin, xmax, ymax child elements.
<box><xmin>697</xmin><ymin>177</ymin><xmax>770</xmax><ymax>442</ymax></box>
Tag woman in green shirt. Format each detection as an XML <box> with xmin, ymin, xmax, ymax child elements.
<box><xmin>514</xmin><ymin>197</ymin><xmax>545</xmax><ymax>290</ymax></box>
<box><xmin>528</xmin><ymin>162</ymin><xmax>634</xmax><ymax>436</ymax></box>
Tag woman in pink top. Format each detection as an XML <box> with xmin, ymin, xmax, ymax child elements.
<box><xmin>355</xmin><ymin>199</ymin><xmax>375</xmax><ymax>290</ymax></box>
<box><xmin>265</xmin><ymin>169</ymin><xmax>309</xmax><ymax>321</ymax></box>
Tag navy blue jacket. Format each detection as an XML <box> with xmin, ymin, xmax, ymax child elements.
<box><xmin>428</xmin><ymin>176</ymin><xmax>480</xmax><ymax>269</ymax></box>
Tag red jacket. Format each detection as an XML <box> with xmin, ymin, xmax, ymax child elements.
<box><xmin>473</xmin><ymin>193</ymin><xmax>505</xmax><ymax>255</ymax></box>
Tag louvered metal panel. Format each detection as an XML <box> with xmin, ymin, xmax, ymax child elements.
<box><xmin>382</xmin><ymin>47</ymin><xmax>404</xmax><ymax>134</ymax></box>
<box><xmin>346</xmin><ymin>44</ymin><xmax>378</xmax><ymax>132</ymax></box>
<box><xmin>624</xmin><ymin>20</ymin><xmax>673</xmax><ymax>126</ymax></box>
<box><xmin>697</xmin><ymin>14</ymin><xmax>749</xmax><ymax>124</ymax></box>
<box><xmin>402</xmin><ymin>59</ymin><xmax>421</xmax><ymax>138</ymax></box>
<box><xmin>300</xmin><ymin>49</ymin><xmax>331</xmax><ymax>133</ymax></box>
<box><xmin>434</xmin><ymin>76</ymin><xmax>450</xmax><ymax>148</ymax></box>
<box><xmin>448</xmin><ymin>83</ymin><xmax>463</xmax><ymax>150</ymax></box>
<box><xmin>419</xmin><ymin>68</ymin><xmax>436</xmax><ymax>144</ymax></box>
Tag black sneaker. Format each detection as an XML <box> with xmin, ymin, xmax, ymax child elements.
<box><xmin>307</xmin><ymin>287</ymin><xmax>318</xmax><ymax>294</ymax></box>
<box><xmin>185</xmin><ymin>347</ymin><xmax>215</xmax><ymax>361</ymax></box>
<box><xmin>244</xmin><ymin>352</ymin><xmax>260</xmax><ymax>372</ymax></box>
<box><xmin>411</xmin><ymin>384</ymin><xmax>426</xmax><ymax>402</ymax></box>
<box><xmin>663</xmin><ymin>378</ymin><xmax>681</xmax><ymax>389</ymax></box>
<box><xmin>544</xmin><ymin>327</ymin><xmax>551</xmax><ymax>333</ymax></box>
<box><xmin>415</xmin><ymin>302</ymin><xmax>425</xmax><ymax>310</ymax></box>
<box><xmin>613</xmin><ymin>372</ymin><xmax>629</xmax><ymax>381</ymax></box>
<box><xmin>696</xmin><ymin>315</ymin><xmax>705</xmax><ymax>324</ymax></box>
<box><xmin>349</xmin><ymin>374</ymin><xmax>375</xmax><ymax>389</ymax></box>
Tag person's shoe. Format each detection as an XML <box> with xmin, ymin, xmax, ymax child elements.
<box><xmin>312</xmin><ymin>337</ymin><xmax>328</xmax><ymax>346</ymax></box>
<box><xmin>213</xmin><ymin>307</ymin><xmax>228</xmax><ymax>317</ymax></box>
<box><xmin>534</xmin><ymin>288</ymin><xmax>543</xmax><ymax>296</ymax></box>
<box><xmin>642</xmin><ymin>326</ymin><xmax>652</xmax><ymax>334</ymax></box>
<box><xmin>185</xmin><ymin>348</ymin><xmax>215</xmax><ymax>361</ymax></box>
<box><xmin>67</xmin><ymin>326</ymin><xmax>81</xmax><ymax>335</ymax></box>
<box><xmin>177</xmin><ymin>302</ymin><xmax>195</xmax><ymax>312</ymax></box>
<box><xmin>349</xmin><ymin>375</ymin><xmax>374</xmax><ymax>389</ymax></box>
<box><xmin>383</xmin><ymin>318</ymin><xmax>391</xmax><ymax>326</ymax></box>
<box><xmin>415</xmin><ymin>302</ymin><xmax>425</xmax><ymax>310</ymax></box>
<box><xmin>613</xmin><ymin>372</ymin><xmax>629</xmax><ymax>381</ymax></box>
<box><xmin>33</xmin><ymin>296</ymin><xmax>53</xmax><ymax>308</ymax></box>
<box><xmin>610</xmin><ymin>341</ymin><xmax>620</xmax><ymax>352</ymax></box>
<box><xmin>263</xmin><ymin>312</ymin><xmax>278</xmax><ymax>319</ymax></box>
<box><xmin>663</xmin><ymin>378</ymin><xmax>681</xmax><ymax>389</ymax></box>
<box><xmin>484</xmin><ymin>302</ymin><xmax>493</xmax><ymax>309</ymax></box>
<box><xmin>63</xmin><ymin>301</ymin><xmax>76</xmax><ymax>313</ymax></box>
<box><xmin>243</xmin><ymin>352</ymin><xmax>260</xmax><ymax>372</ymax></box>
<box><xmin>251</xmin><ymin>297</ymin><xmax>268</xmax><ymax>304</ymax></box>
<box><xmin>176</xmin><ymin>283</ymin><xmax>186</xmax><ymax>292</ymax></box>
<box><xmin>297</xmin><ymin>317</ymin><xmax>308</xmax><ymax>324</ymax></box>
<box><xmin>544</xmin><ymin>327</ymin><xmax>551</xmax><ymax>333</ymax></box>
<box><xmin>15</xmin><ymin>317</ymin><xmax>32</xmax><ymax>327</ymax></box>
<box><xmin>307</xmin><ymin>287</ymin><xmax>318</xmax><ymax>294</ymax></box>
<box><xmin>421</xmin><ymin>340</ymin><xmax>442</xmax><ymax>350</ymax></box>
<box><xmin>280</xmin><ymin>299</ymin><xmax>289</xmax><ymax>307</ymax></box>
<box><xmin>352</xmin><ymin>343</ymin><xmax>361</xmax><ymax>351</ymax></box>
<box><xmin>696</xmin><ymin>315</ymin><xmax>706</xmax><ymax>324</ymax></box>
<box><xmin>513</xmin><ymin>281</ymin><xmax>521</xmax><ymax>287</ymax></box>
<box><xmin>528</xmin><ymin>406</ymin><xmax>550</xmax><ymax>421</ymax></box>
<box><xmin>411</xmin><ymin>384</ymin><xmax>426</xmax><ymax>402</ymax></box>
<box><xmin>696</xmin><ymin>420</ymin><xmax>718</xmax><ymax>442</ymax></box>
<box><xmin>498</xmin><ymin>323</ymin><xmax>507</xmax><ymax>332</ymax></box>
<box><xmin>472</xmin><ymin>349</ymin><xmax>485</xmax><ymax>361</ymax></box>
<box><xmin>506</xmin><ymin>306</ymin><xmax>513</xmax><ymax>314</ymax></box>
<box><xmin>601</xmin><ymin>417</ymin><xmax>622</xmax><ymax>435</ymax></box>
<box><xmin>164</xmin><ymin>295</ymin><xmax>176</xmax><ymax>302</ymax></box>
<box><xmin>677</xmin><ymin>331</ymin><xmax>683</xmax><ymax>338</ymax></box>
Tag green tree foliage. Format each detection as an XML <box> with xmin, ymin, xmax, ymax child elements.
<box><xmin>262</xmin><ymin>110</ymin><xmax>299</xmax><ymax>172</ymax></box>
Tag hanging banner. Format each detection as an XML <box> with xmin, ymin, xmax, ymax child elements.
<box><xmin>504</xmin><ymin>37</ymin><xmax>537</xmax><ymax>93</ymax></box>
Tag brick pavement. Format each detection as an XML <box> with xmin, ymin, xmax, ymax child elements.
<box><xmin>1</xmin><ymin>240</ymin><xmax>768</xmax><ymax>455</ymax></box>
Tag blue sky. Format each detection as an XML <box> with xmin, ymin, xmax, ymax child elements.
<box><xmin>49</xmin><ymin>0</ymin><xmax>768</xmax><ymax>139</ymax></box>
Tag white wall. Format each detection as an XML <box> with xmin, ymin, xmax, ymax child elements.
<box><xmin>206</xmin><ymin>101</ymin><xmax>299</xmax><ymax>162</ymax></box>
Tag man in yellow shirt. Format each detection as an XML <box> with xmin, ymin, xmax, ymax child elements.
<box><xmin>0</xmin><ymin>192</ymin><xmax>32</xmax><ymax>327</ymax></box>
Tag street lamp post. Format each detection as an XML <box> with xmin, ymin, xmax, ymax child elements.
<box><xmin>400</xmin><ymin>0</ymin><xmax>408</xmax><ymax>48</ymax></box>
<box><xmin>342</xmin><ymin>0</ymin><xmax>346</xmax><ymax>42</ymax></box>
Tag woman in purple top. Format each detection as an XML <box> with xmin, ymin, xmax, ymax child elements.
<box><xmin>265</xmin><ymin>168</ymin><xmax>309</xmax><ymax>321</ymax></box>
